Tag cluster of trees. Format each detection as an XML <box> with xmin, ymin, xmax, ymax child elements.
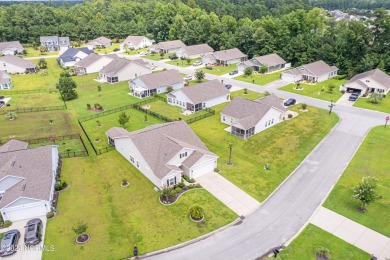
<box><xmin>0</xmin><ymin>1</ymin><xmax>389</xmax><ymax>76</ymax></box>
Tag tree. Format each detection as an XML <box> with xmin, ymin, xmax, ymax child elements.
<box><xmin>39</xmin><ymin>45</ymin><xmax>47</xmax><ymax>54</ymax></box>
<box><xmin>259</xmin><ymin>65</ymin><xmax>268</xmax><ymax>74</ymax></box>
<box><xmin>38</xmin><ymin>58</ymin><xmax>47</xmax><ymax>69</ymax></box>
<box><xmin>186</xmin><ymin>57</ymin><xmax>192</xmax><ymax>65</ymax></box>
<box><xmin>244</xmin><ymin>67</ymin><xmax>253</xmax><ymax>77</ymax></box>
<box><xmin>189</xmin><ymin>205</ymin><xmax>204</xmax><ymax>220</ymax></box>
<box><xmin>227</xmin><ymin>140</ymin><xmax>234</xmax><ymax>166</ymax></box>
<box><xmin>72</xmin><ymin>221</ymin><xmax>88</xmax><ymax>235</ymax></box>
<box><xmin>118</xmin><ymin>112</ymin><xmax>130</xmax><ymax>127</ymax></box>
<box><xmin>369</xmin><ymin>93</ymin><xmax>383</xmax><ymax>104</ymax></box>
<box><xmin>195</xmin><ymin>70</ymin><xmax>205</xmax><ymax>82</ymax></box>
<box><xmin>56</xmin><ymin>76</ymin><xmax>78</xmax><ymax>101</ymax></box>
<box><xmin>159</xmin><ymin>51</ymin><xmax>164</xmax><ymax>59</ymax></box>
<box><xmin>327</xmin><ymin>84</ymin><xmax>336</xmax><ymax>94</ymax></box>
<box><xmin>180</xmin><ymin>56</ymin><xmax>186</xmax><ymax>65</ymax></box>
<box><xmin>166</xmin><ymin>86</ymin><xmax>174</xmax><ymax>93</ymax></box>
<box><xmin>353</xmin><ymin>176</ymin><xmax>379</xmax><ymax>212</ymax></box>
<box><xmin>87</xmin><ymin>104</ymin><xmax>91</xmax><ymax>110</ymax></box>
<box><xmin>5</xmin><ymin>112</ymin><xmax>17</xmax><ymax>120</ymax></box>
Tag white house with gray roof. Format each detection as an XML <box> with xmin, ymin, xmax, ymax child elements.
<box><xmin>167</xmin><ymin>79</ymin><xmax>230</xmax><ymax>112</ymax></box>
<box><xmin>237</xmin><ymin>53</ymin><xmax>290</xmax><ymax>73</ymax></box>
<box><xmin>129</xmin><ymin>69</ymin><xmax>183</xmax><ymax>98</ymax></box>
<box><xmin>40</xmin><ymin>36</ymin><xmax>70</xmax><ymax>52</ymax></box>
<box><xmin>150</xmin><ymin>40</ymin><xmax>186</xmax><ymax>53</ymax></box>
<box><xmin>202</xmin><ymin>48</ymin><xmax>247</xmax><ymax>65</ymax></box>
<box><xmin>57</xmin><ymin>47</ymin><xmax>94</xmax><ymax>68</ymax></box>
<box><xmin>0</xmin><ymin>41</ymin><xmax>24</xmax><ymax>56</ymax></box>
<box><xmin>0</xmin><ymin>71</ymin><xmax>12</xmax><ymax>90</ymax></box>
<box><xmin>99</xmin><ymin>58</ymin><xmax>151</xmax><ymax>83</ymax></box>
<box><xmin>85</xmin><ymin>36</ymin><xmax>112</xmax><ymax>50</ymax></box>
<box><xmin>0</xmin><ymin>140</ymin><xmax>59</xmax><ymax>221</ymax></box>
<box><xmin>221</xmin><ymin>94</ymin><xmax>287</xmax><ymax>139</ymax></box>
<box><xmin>0</xmin><ymin>55</ymin><xmax>38</xmax><ymax>74</ymax></box>
<box><xmin>74</xmin><ymin>53</ymin><xmax>119</xmax><ymax>75</ymax></box>
<box><xmin>106</xmin><ymin>121</ymin><xmax>218</xmax><ymax>188</ymax></box>
<box><xmin>341</xmin><ymin>69</ymin><xmax>390</xmax><ymax>95</ymax></box>
<box><xmin>120</xmin><ymin>36</ymin><xmax>153</xmax><ymax>50</ymax></box>
<box><xmin>281</xmin><ymin>60</ymin><xmax>338</xmax><ymax>83</ymax></box>
<box><xmin>176</xmin><ymin>44</ymin><xmax>214</xmax><ymax>59</ymax></box>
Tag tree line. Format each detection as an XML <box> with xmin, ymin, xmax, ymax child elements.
<box><xmin>311</xmin><ymin>0</ymin><xmax>390</xmax><ymax>11</ymax></box>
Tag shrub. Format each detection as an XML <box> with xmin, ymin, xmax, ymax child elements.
<box><xmin>189</xmin><ymin>178</ymin><xmax>195</xmax><ymax>183</ymax></box>
<box><xmin>316</xmin><ymin>247</ymin><xmax>329</xmax><ymax>259</ymax></box>
<box><xmin>171</xmin><ymin>189</ymin><xmax>178</xmax><ymax>196</ymax></box>
<box><xmin>72</xmin><ymin>221</ymin><xmax>88</xmax><ymax>235</ymax></box>
<box><xmin>214</xmin><ymin>168</ymin><xmax>220</xmax><ymax>172</ymax></box>
<box><xmin>301</xmin><ymin>103</ymin><xmax>307</xmax><ymax>110</ymax></box>
<box><xmin>178</xmin><ymin>182</ymin><xmax>185</xmax><ymax>188</ymax></box>
<box><xmin>341</xmin><ymin>90</ymin><xmax>345</xmax><ymax>94</ymax></box>
<box><xmin>335</xmin><ymin>74</ymin><xmax>347</xmax><ymax>80</ymax></box>
<box><xmin>264</xmin><ymin>91</ymin><xmax>270</xmax><ymax>96</ymax></box>
<box><xmin>183</xmin><ymin>175</ymin><xmax>190</xmax><ymax>182</ymax></box>
<box><xmin>3</xmin><ymin>220</ymin><xmax>12</xmax><ymax>228</ymax></box>
<box><xmin>46</xmin><ymin>211</ymin><xmax>54</xmax><ymax>218</ymax></box>
<box><xmin>189</xmin><ymin>205</ymin><xmax>204</xmax><ymax>219</ymax></box>
<box><xmin>188</xmin><ymin>184</ymin><xmax>194</xmax><ymax>189</ymax></box>
<box><xmin>195</xmin><ymin>183</ymin><xmax>201</xmax><ymax>188</ymax></box>
<box><xmin>288</xmin><ymin>113</ymin><xmax>293</xmax><ymax>118</ymax></box>
<box><xmin>175</xmin><ymin>187</ymin><xmax>182</xmax><ymax>193</ymax></box>
<box><xmin>363</xmin><ymin>93</ymin><xmax>368</xmax><ymax>97</ymax></box>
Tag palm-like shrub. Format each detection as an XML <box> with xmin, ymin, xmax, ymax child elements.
<box><xmin>189</xmin><ymin>205</ymin><xmax>204</xmax><ymax>219</ymax></box>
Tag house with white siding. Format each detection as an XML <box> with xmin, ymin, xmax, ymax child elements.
<box><xmin>74</xmin><ymin>53</ymin><xmax>119</xmax><ymax>75</ymax></box>
<box><xmin>57</xmin><ymin>47</ymin><xmax>94</xmax><ymax>68</ymax></box>
<box><xmin>0</xmin><ymin>41</ymin><xmax>24</xmax><ymax>56</ymax></box>
<box><xmin>85</xmin><ymin>36</ymin><xmax>112</xmax><ymax>50</ymax></box>
<box><xmin>106</xmin><ymin>121</ymin><xmax>218</xmax><ymax>188</ymax></box>
<box><xmin>202</xmin><ymin>48</ymin><xmax>247</xmax><ymax>65</ymax></box>
<box><xmin>221</xmin><ymin>94</ymin><xmax>287</xmax><ymax>139</ymax></box>
<box><xmin>340</xmin><ymin>69</ymin><xmax>390</xmax><ymax>95</ymax></box>
<box><xmin>99</xmin><ymin>58</ymin><xmax>151</xmax><ymax>83</ymax></box>
<box><xmin>167</xmin><ymin>79</ymin><xmax>230</xmax><ymax>112</ymax></box>
<box><xmin>150</xmin><ymin>40</ymin><xmax>186</xmax><ymax>53</ymax></box>
<box><xmin>281</xmin><ymin>60</ymin><xmax>338</xmax><ymax>83</ymax></box>
<box><xmin>176</xmin><ymin>44</ymin><xmax>214</xmax><ymax>59</ymax></box>
<box><xmin>120</xmin><ymin>36</ymin><xmax>153</xmax><ymax>50</ymax></box>
<box><xmin>237</xmin><ymin>53</ymin><xmax>290</xmax><ymax>73</ymax></box>
<box><xmin>40</xmin><ymin>36</ymin><xmax>70</xmax><ymax>52</ymax></box>
<box><xmin>0</xmin><ymin>71</ymin><xmax>12</xmax><ymax>90</ymax></box>
<box><xmin>0</xmin><ymin>55</ymin><xmax>38</xmax><ymax>74</ymax></box>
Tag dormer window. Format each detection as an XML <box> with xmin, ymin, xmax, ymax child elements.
<box><xmin>179</xmin><ymin>152</ymin><xmax>188</xmax><ymax>159</ymax></box>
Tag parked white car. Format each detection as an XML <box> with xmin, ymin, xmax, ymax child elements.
<box><xmin>184</xmin><ymin>75</ymin><xmax>193</xmax><ymax>80</ymax></box>
<box><xmin>193</xmin><ymin>61</ymin><xmax>203</xmax><ymax>66</ymax></box>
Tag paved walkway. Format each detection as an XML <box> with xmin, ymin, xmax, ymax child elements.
<box><xmin>262</xmin><ymin>79</ymin><xmax>290</xmax><ymax>89</ymax></box>
<box><xmin>336</xmin><ymin>93</ymin><xmax>354</xmax><ymax>106</ymax></box>
<box><xmin>196</xmin><ymin>172</ymin><xmax>261</xmax><ymax>217</ymax></box>
<box><xmin>311</xmin><ymin>207</ymin><xmax>390</xmax><ymax>260</ymax></box>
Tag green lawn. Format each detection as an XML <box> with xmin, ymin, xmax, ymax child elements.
<box><xmin>274</xmin><ymin>224</ymin><xmax>369</xmax><ymax>259</ymax></box>
<box><xmin>190</xmin><ymin>104</ymin><xmax>339</xmax><ymax>202</ymax></box>
<box><xmin>22</xmin><ymin>46</ymin><xmax>59</xmax><ymax>58</ymax></box>
<box><xmin>188</xmin><ymin>78</ymin><xmax>209</xmax><ymax>86</ymax></box>
<box><xmin>28</xmin><ymin>138</ymin><xmax>86</xmax><ymax>153</ymax></box>
<box><xmin>94</xmin><ymin>43</ymin><xmax>121</xmax><ymax>54</ymax></box>
<box><xmin>198</xmin><ymin>64</ymin><xmax>237</xmax><ymax>76</ymax></box>
<box><xmin>146</xmin><ymin>100</ymin><xmax>211</xmax><ymax>121</ymax></box>
<box><xmin>354</xmin><ymin>96</ymin><xmax>390</xmax><ymax>113</ymax></box>
<box><xmin>165</xmin><ymin>58</ymin><xmax>201</xmax><ymax>68</ymax></box>
<box><xmin>3</xmin><ymin>91</ymin><xmax>64</xmax><ymax>108</ymax></box>
<box><xmin>279</xmin><ymin>78</ymin><xmax>347</xmax><ymax>102</ymax></box>
<box><xmin>43</xmin><ymin>153</ymin><xmax>237</xmax><ymax>259</ymax></box>
<box><xmin>234</xmin><ymin>71</ymin><xmax>282</xmax><ymax>86</ymax></box>
<box><xmin>323</xmin><ymin>126</ymin><xmax>390</xmax><ymax>237</ymax></box>
<box><xmin>231</xmin><ymin>89</ymin><xmax>266</xmax><ymax>100</ymax></box>
<box><xmin>143</xmin><ymin>52</ymin><xmax>172</xmax><ymax>61</ymax></box>
<box><xmin>81</xmin><ymin>108</ymin><xmax>164</xmax><ymax>150</ymax></box>
<box><xmin>123</xmin><ymin>47</ymin><xmax>149</xmax><ymax>56</ymax></box>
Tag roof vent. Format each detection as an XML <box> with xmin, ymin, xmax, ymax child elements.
<box><xmin>22</xmin><ymin>184</ymin><xmax>26</xmax><ymax>191</ymax></box>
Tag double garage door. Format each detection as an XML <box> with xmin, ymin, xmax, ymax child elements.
<box><xmin>281</xmin><ymin>72</ymin><xmax>296</xmax><ymax>82</ymax></box>
<box><xmin>191</xmin><ymin>161</ymin><xmax>216</xmax><ymax>179</ymax></box>
<box><xmin>4</xmin><ymin>204</ymin><xmax>47</xmax><ymax>222</ymax></box>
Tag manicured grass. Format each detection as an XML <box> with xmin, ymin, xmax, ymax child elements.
<box><xmin>188</xmin><ymin>78</ymin><xmax>209</xmax><ymax>86</ymax></box>
<box><xmin>22</xmin><ymin>47</ymin><xmax>59</xmax><ymax>58</ymax></box>
<box><xmin>43</xmin><ymin>153</ymin><xmax>237</xmax><ymax>259</ymax></box>
<box><xmin>190</xmin><ymin>104</ymin><xmax>339</xmax><ymax>202</ymax></box>
<box><xmin>354</xmin><ymin>96</ymin><xmax>390</xmax><ymax>113</ymax></box>
<box><xmin>3</xmin><ymin>91</ymin><xmax>64</xmax><ymax>108</ymax></box>
<box><xmin>143</xmin><ymin>52</ymin><xmax>172</xmax><ymax>61</ymax></box>
<box><xmin>94</xmin><ymin>43</ymin><xmax>121</xmax><ymax>54</ymax></box>
<box><xmin>234</xmin><ymin>71</ymin><xmax>282</xmax><ymax>85</ymax></box>
<box><xmin>231</xmin><ymin>89</ymin><xmax>266</xmax><ymax>100</ymax></box>
<box><xmin>165</xmin><ymin>58</ymin><xmax>201</xmax><ymax>68</ymax></box>
<box><xmin>323</xmin><ymin>126</ymin><xmax>390</xmax><ymax>237</ymax></box>
<box><xmin>146</xmin><ymin>100</ymin><xmax>211</xmax><ymax>120</ymax></box>
<box><xmin>123</xmin><ymin>47</ymin><xmax>149</xmax><ymax>55</ymax></box>
<box><xmin>274</xmin><ymin>224</ymin><xmax>369</xmax><ymax>259</ymax></box>
<box><xmin>28</xmin><ymin>138</ymin><xmax>86</xmax><ymax>153</ymax></box>
<box><xmin>198</xmin><ymin>64</ymin><xmax>237</xmax><ymax>76</ymax></box>
<box><xmin>279</xmin><ymin>78</ymin><xmax>347</xmax><ymax>102</ymax></box>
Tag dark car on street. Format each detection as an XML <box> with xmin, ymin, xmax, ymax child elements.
<box><xmin>113</xmin><ymin>48</ymin><xmax>120</xmax><ymax>52</ymax></box>
<box><xmin>229</xmin><ymin>70</ymin><xmax>238</xmax><ymax>75</ymax></box>
<box><xmin>284</xmin><ymin>98</ymin><xmax>296</xmax><ymax>106</ymax></box>
<box><xmin>24</xmin><ymin>218</ymin><xmax>43</xmax><ymax>246</ymax></box>
<box><xmin>169</xmin><ymin>54</ymin><xmax>178</xmax><ymax>60</ymax></box>
<box><xmin>0</xmin><ymin>229</ymin><xmax>20</xmax><ymax>257</ymax></box>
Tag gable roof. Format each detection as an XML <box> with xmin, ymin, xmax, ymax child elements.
<box><xmin>58</xmin><ymin>47</ymin><xmax>93</xmax><ymax>62</ymax></box>
<box><xmin>122</xmin><ymin>36</ymin><xmax>148</xmax><ymax>47</ymax></box>
<box><xmin>181</xmin><ymin>44</ymin><xmax>214</xmax><ymax>56</ymax></box>
<box><xmin>106</xmin><ymin>121</ymin><xmax>217</xmax><ymax>179</ymax></box>
<box><xmin>156</xmin><ymin>40</ymin><xmax>186</xmax><ymax>50</ymax></box>
<box><xmin>222</xmin><ymin>94</ymin><xmax>286</xmax><ymax>129</ymax></box>
<box><xmin>300</xmin><ymin>60</ymin><xmax>338</xmax><ymax>77</ymax></box>
<box><xmin>346</xmin><ymin>69</ymin><xmax>390</xmax><ymax>90</ymax></box>
<box><xmin>253</xmin><ymin>53</ymin><xmax>286</xmax><ymax>67</ymax></box>
<box><xmin>0</xmin><ymin>140</ymin><xmax>28</xmax><ymax>153</ymax></box>
<box><xmin>0</xmin><ymin>55</ymin><xmax>37</xmax><ymax>69</ymax></box>
<box><xmin>99</xmin><ymin>58</ymin><xmax>133</xmax><ymax>76</ymax></box>
<box><xmin>0</xmin><ymin>71</ymin><xmax>11</xmax><ymax>84</ymax></box>
<box><xmin>40</xmin><ymin>36</ymin><xmax>70</xmax><ymax>46</ymax></box>
<box><xmin>90</xmin><ymin>36</ymin><xmax>112</xmax><ymax>45</ymax></box>
<box><xmin>212</xmin><ymin>48</ymin><xmax>246</xmax><ymax>61</ymax></box>
<box><xmin>132</xmin><ymin>59</ymin><xmax>149</xmax><ymax>67</ymax></box>
<box><xmin>134</xmin><ymin>69</ymin><xmax>182</xmax><ymax>90</ymax></box>
<box><xmin>170</xmin><ymin>79</ymin><xmax>229</xmax><ymax>104</ymax></box>
<box><xmin>74</xmin><ymin>53</ymin><xmax>118</xmax><ymax>68</ymax></box>
<box><xmin>106</xmin><ymin>127</ymin><xmax>130</xmax><ymax>138</ymax></box>
<box><xmin>0</xmin><ymin>41</ymin><xmax>24</xmax><ymax>52</ymax></box>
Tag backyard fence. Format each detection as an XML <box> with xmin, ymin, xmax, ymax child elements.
<box><xmin>185</xmin><ymin>107</ymin><xmax>216</xmax><ymax>124</ymax></box>
<box><xmin>0</xmin><ymin>105</ymin><xmax>66</xmax><ymax>115</ymax></box>
<box><xmin>0</xmin><ymin>88</ymin><xmax>54</xmax><ymax>95</ymax></box>
<box><xmin>96</xmin><ymin>146</ymin><xmax>115</xmax><ymax>155</ymax></box>
<box><xmin>59</xmin><ymin>150</ymin><xmax>88</xmax><ymax>158</ymax></box>
<box><xmin>78</xmin><ymin>119</ymin><xmax>98</xmax><ymax>155</ymax></box>
<box><xmin>132</xmin><ymin>104</ymin><xmax>173</xmax><ymax>122</ymax></box>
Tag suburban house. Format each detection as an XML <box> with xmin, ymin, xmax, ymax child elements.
<box><xmin>167</xmin><ymin>79</ymin><xmax>230</xmax><ymax>112</ymax></box>
<box><xmin>120</xmin><ymin>36</ymin><xmax>153</xmax><ymax>50</ymax></box>
<box><xmin>40</xmin><ymin>36</ymin><xmax>70</xmax><ymax>51</ymax></box>
<box><xmin>0</xmin><ymin>55</ymin><xmax>38</xmax><ymax>74</ymax></box>
<box><xmin>237</xmin><ymin>53</ymin><xmax>290</xmax><ymax>73</ymax></box>
<box><xmin>281</xmin><ymin>60</ymin><xmax>338</xmax><ymax>83</ymax></box>
<box><xmin>340</xmin><ymin>69</ymin><xmax>390</xmax><ymax>95</ymax></box>
<box><xmin>150</xmin><ymin>40</ymin><xmax>186</xmax><ymax>53</ymax></box>
<box><xmin>85</xmin><ymin>36</ymin><xmax>112</xmax><ymax>50</ymax></box>
<box><xmin>74</xmin><ymin>53</ymin><xmax>119</xmax><ymax>75</ymax></box>
<box><xmin>0</xmin><ymin>71</ymin><xmax>12</xmax><ymax>90</ymax></box>
<box><xmin>176</xmin><ymin>44</ymin><xmax>214</xmax><ymax>59</ymax></box>
<box><xmin>0</xmin><ymin>139</ymin><xmax>59</xmax><ymax>221</ymax></box>
<box><xmin>0</xmin><ymin>41</ymin><xmax>24</xmax><ymax>56</ymax></box>
<box><xmin>221</xmin><ymin>94</ymin><xmax>287</xmax><ymax>139</ymax></box>
<box><xmin>99</xmin><ymin>58</ymin><xmax>152</xmax><ymax>83</ymax></box>
<box><xmin>129</xmin><ymin>69</ymin><xmax>183</xmax><ymax>98</ymax></box>
<box><xmin>106</xmin><ymin>121</ymin><xmax>218</xmax><ymax>187</ymax></box>
<box><xmin>57</xmin><ymin>47</ymin><xmax>94</xmax><ymax>68</ymax></box>
<box><xmin>202</xmin><ymin>48</ymin><xmax>247</xmax><ymax>65</ymax></box>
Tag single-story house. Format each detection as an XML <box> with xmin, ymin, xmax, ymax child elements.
<box><xmin>120</xmin><ymin>36</ymin><xmax>154</xmax><ymax>50</ymax></box>
<box><xmin>167</xmin><ymin>79</ymin><xmax>230</xmax><ymax>112</ymax></box>
<box><xmin>237</xmin><ymin>53</ymin><xmax>290</xmax><ymax>73</ymax></box>
<box><xmin>99</xmin><ymin>58</ymin><xmax>152</xmax><ymax>83</ymax></box>
<box><xmin>106</xmin><ymin>121</ymin><xmax>218</xmax><ymax>187</ymax></box>
<box><xmin>0</xmin><ymin>71</ymin><xmax>12</xmax><ymax>90</ymax></box>
<box><xmin>150</xmin><ymin>40</ymin><xmax>186</xmax><ymax>53</ymax></box>
<box><xmin>221</xmin><ymin>94</ymin><xmax>287</xmax><ymax>139</ymax></box>
<box><xmin>340</xmin><ymin>69</ymin><xmax>390</xmax><ymax>95</ymax></box>
<box><xmin>202</xmin><ymin>48</ymin><xmax>247</xmax><ymax>65</ymax></box>
<box><xmin>0</xmin><ymin>41</ymin><xmax>24</xmax><ymax>56</ymax></box>
<box><xmin>85</xmin><ymin>37</ymin><xmax>112</xmax><ymax>50</ymax></box>
<box><xmin>74</xmin><ymin>53</ymin><xmax>119</xmax><ymax>75</ymax></box>
<box><xmin>0</xmin><ymin>139</ymin><xmax>59</xmax><ymax>221</ymax></box>
<box><xmin>176</xmin><ymin>44</ymin><xmax>214</xmax><ymax>59</ymax></box>
<box><xmin>0</xmin><ymin>55</ymin><xmax>38</xmax><ymax>74</ymax></box>
<box><xmin>57</xmin><ymin>47</ymin><xmax>94</xmax><ymax>68</ymax></box>
<box><xmin>281</xmin><ymin>60</ymin><xmax>338</xmax><ymax>83</ymax></box>
<box><xmin>129</xmin><ymin>69</ymin><xmax>183</xmax><ymax>98</ymax></box>
<box><xmin>40</xmin><ymin>36</ymin><xmax>70</xmax><ymax>52</ymax></box>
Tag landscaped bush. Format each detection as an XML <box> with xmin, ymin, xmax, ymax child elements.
<box><xmin>189</xmin><ymin>205</ymin><xmax>204</xmax><ymax>220</ymax></box>
<box><xmin>175</xmin><ymin>187</ymin><xmax>182</xmax><ymax>193</ymax></box>
<box><xmin>55</xmin><ymin>180</ymin><xmax>67</xmax><ymax>191</ymax></box>
<box><xmin>301</xmin><ymin>103</ymin><xmax>308</xmax><ymax>110</ymax></box>
<box><xmin>46</xmin><ymin>211</ymin><xmax>55</xmax><ymax>218</ymax></box>
<box><xmin>3</xmin><ymin>221</ymin><xmax>12</xmax><ymax>228</ymax></box>
<box><xmin>189</xmin><ymin>178</ymin><xmax>195</xmax><ymax>183</ymax></box>
<box><xmin>188</xmin><ymin>184</ymin><xmax>194</xmax><ymax>189</ymax></box>
<box><xmin>288</xmin><ymin>114</ymin><xmax>293</xmax><ymax>118</ymax></box>
<box><xmin>214</xmin><ymin>168</ymin><xmax>220</xmax><ymax>172</ymax></box>
<box><xmin>335</xmin><ymin>74</ymin><xmax>347</xmax><ymax>80</ymax></box>
<box><xmin>195</xmin><ymin>183</ymin><xmax>201</xmax><ymax>188</ymax></box>
<box><xmin>178</xmin><ymin>182</ymin><xmax>185</xmax><ymax>188</ymax></box>
<box><xmin>183</xmin><ymin>175</ymin><xmax>190</xmax><ymax>182</ymax></box>
<box><xmin>341</xmin><ymin>90</ymin><xmax>345</xmax><ymax>94</ymax></box>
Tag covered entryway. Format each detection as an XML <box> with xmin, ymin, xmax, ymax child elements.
<box><xmin>3</xmin><ymin>203</ymin><xmax>48</xmax><ymax>221</ymax></box>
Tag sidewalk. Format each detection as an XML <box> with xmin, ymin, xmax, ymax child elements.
<box><xmin>311</xmin><ymin>207</ymin><xmax>390</xmax><ymax>260</ymax></box>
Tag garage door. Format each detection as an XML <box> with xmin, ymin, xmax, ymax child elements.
<box><xmin>4</xmin><ymin>204</ymin><xmax>47</xmax><ymax>222</ymax></box>
<box><xmin>281</xmin><ymin>73</ymin><xmax>295</xmax><ymax>82</ymax></box>
<box><xmin>191</xmin><ymin>161</ymin><xmax>216</xmax><ymax>179</ymax></box>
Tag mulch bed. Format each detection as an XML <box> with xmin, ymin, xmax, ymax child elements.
<box><xmin>159</xmin><ymin>185</ymin><xmax>202</xmax><ymax>205</ymax></box>
<box><xmin>76</xmin><ymin>234</ymin><xmax>90</xmax><ymax>244</ymax></box>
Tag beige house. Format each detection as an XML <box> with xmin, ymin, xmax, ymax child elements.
<box><xmin>237</xmin><ymin>53</ymin><xmax>290</xmax><ymax>73</ymax></box>
<box><xmin>74</xmin><ymin>53</ymin><xmax>119</xmax><ymax>75</ymax></box>
<box><xmin>176</xmin><ymin>44</ymin><xmax>214</xmax><ymax>59</ymax></box>
<box><xmin>202</xmin><ymin>48</ymin><xmax>247</xmax><ymax>65</ymax></box>
<box><xmin>86</xmin><ymin>37</ymin><xmax>112</xmax><ymax>49</ymax></box>
<box><xmin>99</xmin><ymin>58</ymin><xmax>152</xmax><ymax>83</ymax></box>
<box><xmin>341</xmin><ymin>69</ymin><xmax>390</xmax><ymax>95</ymax></box>
<box><xmin>120</xmin><ymin>36</ymin><xmax>153</xmax><ymax>50</ymax></box>
<box><xmin>0</xmin><ymin>41</ymin><xmax>24</xmax><ymax>55</ymax></box>
<box><xmin>281</xmin><ymin>60</ymin><xmax>338</xmax><ymax>83</ymax></box>
<box><xmin>0</xmin><ymin>55</ymin><xmax>38</xmax><ymax>74</ymax></box>
<box><xmin>150</xmin><ymin>40</ymin><xmax>186</xmax><ymax>53</ymax></box>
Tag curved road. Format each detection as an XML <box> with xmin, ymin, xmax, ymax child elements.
<box><xmin>126</xmin><ymin>57</ymin><xmax>388</xmax><ymax>260</ymax></box>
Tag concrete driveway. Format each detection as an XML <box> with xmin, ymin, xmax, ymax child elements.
<box><xmin>336</xmin><ymin>93</ymin><xmax>355</xmax><ymax>106</ymax></box>
<box><xmin>1</xmin><ymin>216</ymin><xmax>48</xmax><ymax>260</ymax></box>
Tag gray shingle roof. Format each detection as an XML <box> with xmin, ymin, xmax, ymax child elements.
<box><xmin>170</xmin><ymin>79</ymin><xmax>230</xmax><ymax>104</ymax></box>
<box><xmin>253</xmin><ymin>53</ymin><xmax>286</xmax><ymax>67</ymax></box>
<box><xmin>90</xmin><ymin>36</ymin><xmax>112</xmax><ymax>45</ymax></box>
<box><xmin>300</xmin><ymin>60</ymin><xmax>338</xmax><ymax>76</ymax></box>
<box><xmin>122</xmin><ymin>36</ymin><xmax>147</xmax><ymax>47</ymax></box>
<box><xmin>106</xmin><ymin>127</ymin><xmax>130</xmax><ymax>138</ymax></box>
<box><xmin>181</xmin><ymin>44</ymin><xmax>214</xmax><ymax>56</ymax></box>
<box><xmin>134</xmin><ymin>69</ymin><xmax>183</xmax><ymax>90</ymax></box>
<box><xmin>0</xmin><ymin>70</ymin><xmax>11</xmax><ymax>84</ymax></box>
<box><xmin>0</xmin><ymin>55</ymin><xmax>37</xmax><ymax>69</ymax></box>
<box><xmin>58</xmin><ymin>47</ymin><xmax>93</xmax><ymax>63</ymax></box>
<box><xmin>74</xmin><ymin>53</ymin><xmax>118</xmax><ymax>68</ymax></box>
<box><xmin>156</xmin><ymin>40</ymin><xmax>186</xmax><ymax>50</ymax></box>
<box><xmin>0</xmin><ymin>41</ymin><xmax>24</xmax><ymax>53</ymax></box>
<box><xmin>0</xmin><ymin>140</ymin><xmax>28</xmax><ymax>153</ymax></box>
<box><xmin>212</xmin><ymin>48</ymin><xmax>247</xmax><ymax>61</ymax></box>
<box><xmin>99</xmin><ymin>58</ymin><xmax>133</xmax><ymax>76</ymax></box>
<box><xmin>346</xmin><ymin>69</ymin><xmax>390</xmax><ymax>90</ymax></box>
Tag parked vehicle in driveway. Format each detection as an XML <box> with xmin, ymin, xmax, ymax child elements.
<box><xmin>184</xmin><ymin>75</ymin><xmax>193</xmax><ymax>81</ymax></box>
<box><xmin>0</xmin><ymin>229</ymin><xmax>20</xmax><ymax>256</ymax></box>
<box><xmin>24</xmin><ymin>218</ymin><xmax>43</xmax><ymax>246</ymax></box>
<box><xmin>349</xmin><ymin>92</ymin><xmax>360</xmax><ymax>101</ymax></box>
<box><xmin>284</xmin><ymin>98</ymin><xmax>296</xmax><ymax>106</ymax></box>
<box><xmin>113</xmin><ymin>48</ymin><xmax>120</xmax><ymax>52</ymax></box>
<box><xmin>169</xmin><ymin>54</ymin><xmax>178</xmax><ymax>60</ymax></box>
<box><xmin>193</xmin><ymin>61</ymin><xmax>202</xmax><ymax>66</ymax></box>
<box><xmin>229</xmin><ymin>70</ymin><xmax>238</xmax><ymax>75</ymax></box>
<box><xmin>224</xmin><ymin>84</ymin><xmax>232</xmax><ymax>89</ymax></box>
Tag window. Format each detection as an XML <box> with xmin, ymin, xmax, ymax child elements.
<box><xmin>136</xmin><ymin>161</ymin><xmax>139</xmax><ymax>168</ymax></box>
<box><xmin>168</xmin><ymin>98</ymin><xmax>172</xmax><ymax>103</ymax></box>
<box><xmin>271</xmin><ymin>119</ymin><xmax>274</xmax><ymax>124</ymax></box>
<box><xmin>167</xmin><ymin>176</ymin><xmax>177</xmax><ymax>186</ymax></box>
<box><xmin>223</xmin><ymin>116</ymin><xmax>225</xmax><ymax>121</ymax></box>
<box><xmin>265</xmin><ymin>121</ymin><xmax>267</xmax><ymax>127</ymax></box>
<box><xmin>179</xmin><ymin>152</ymin><xmax>188</xmax><ymax>159</ymax></box>
<box><xmin>130</xmin><ymin>155</ymin><xmax>134</xmax><ymax>163</ymax></box>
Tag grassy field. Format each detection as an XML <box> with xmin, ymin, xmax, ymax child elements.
<box><xmin>146</xmin><ymin>100</ymin><xmax>211</xmax><ymax>121</ymax></box>
<box><xmin>93</xmin><ymin>43</ymin><xmax>121</xmax><ymax>54</ymax></box>
<box><xmin>234</xmin><ymin>71</ymin><xmax>282</xmax><ymax>86</ymax></box>
<box><xmin>43</xmin><ymin>153</ymin><xmax>237</xmax><ymax>260</ymax></box>
<box><xmin>354</xmin><ymin>96</ymin><xmax>390</xmax><ymax>113</ymax></box>
<box><xmin>190</xmin><ymin>103</ymin><xmax>339</xmax><ymax>202</ymax></box>
<box><xmin>22</xmin><ymin>47</ymin><xmax>59</xmax><ymax>58</ymax></box>
<box><xmin>165</xmin><ymin>58</ymin><xmax>201</xmax><ymax>68</ymax></box>
<box><xmin>323</xmin><ymin>126</ymin><xmax>390</xmax><ymax>237</ymax></box>
<box><xmin>198</xmin><ymin>64</ymin><xmax>237</xmax><ymax>76</ymax></box>
<box><xmin>143</xmin><ymin>52</ymin><xmax>172</xmax><ymax>61</ymax></box>
<box><xmin>3</xmin><ymin>91</ymin><xmax>64</xmax><ymax>108</ymax></box>
<box><xmin>231</xmin><ymin>89</ymin><xmax>266</xmax><ymax>100</ymax></box>
<box><xmin>28</xmin><ymin>138</ymin><xmax>86</xmax><ymax>153</ymax></box>
<box><xmin>279</xmin><ymin>78</ymin><xmax>347</xmax><ymax>102</ymax></box>
<box><xmin>274</xmin><ymin>224</ymin><xmax>369</xmax><ymax>259</ymax></box>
